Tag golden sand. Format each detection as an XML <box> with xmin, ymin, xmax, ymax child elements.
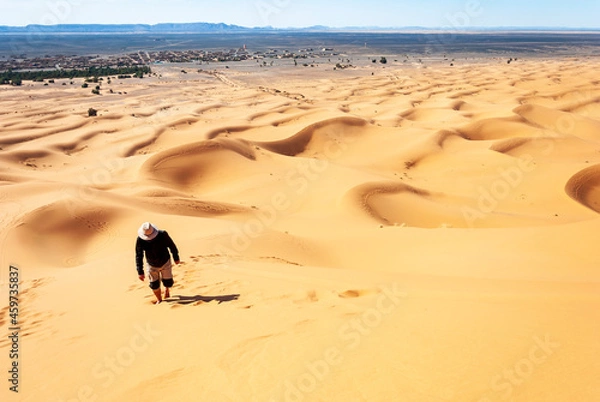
<box><xmin>1</xmin><ymin>57</ymin><xmax>600</xmax><ymax>401</ymax></box>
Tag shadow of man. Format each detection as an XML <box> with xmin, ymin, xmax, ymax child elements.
<box><xmin>166</xmin><ymin>294</ymin><xmax>240</xmax><ymax>305</ymax></box>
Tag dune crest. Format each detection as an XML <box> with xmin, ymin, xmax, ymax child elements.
<box><xmin>12</xmin><ymin>199</ymin><xmax>121</xmax><ymax>267</ymax></box>
<box><xmin>565</xmin><ymin>164</ymin><xmax>600</xmax><ymax>213</ymax></box>
<box><xmin>140</xmin><ymin>137</ymin><xmax>257</xmax><ymax>191</ymax></box>
<box><xmin>515</xmin><ymin>103</ymin><xmax>600</xmax><ymax>141</ymax></box>
<box><xmin>254</xmin><ymin>116</ymin><xmax>368</xmax><ymax>156</ymax></box>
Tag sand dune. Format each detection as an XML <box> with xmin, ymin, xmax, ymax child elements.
<box><xmin>565</xmin><ymin>164</ymin><xmax>600</xmax><ymax>213</ymax></box>
<box><xmin>346</xmin><ymin>178</ymin><xmax>575</xmax><ymax>229</ymax></box>
<box><xmin>254</xmin><ymin>116</ymin><xmax>368</xmax><ymax>157</ymax></box>
<box><xmin>457</xmin><ymin>116</ymin><xmax>545</xmax><ymax>140</ymax></box>
<box><xmin>515</xmin><ymin>103</ymin><xmax>600</xmax><ymax>141</ymax></box>
<box><xmin>135</xmin><ymin>195</ymin><xmax>250</xmax><ymax>218</ymax></box>
<box><xmin>206</xmin><ymin>125</ymin><xmax>255</xmax><ymax>140</ymax></box>
<box><xmin>12</xmin><ymin>198</ymin><xmax>122</xmax><ymax>267</ymax></box>
<box><xmin>2</xmin><ymin>59</ymin><xmax>600</xmax><ymax>402</ymax></box>
<box><xmin>140</xmin><ymin>137</ymin><xmax>259</xmax><ymax>193</ymax></box>
<box><xmin>400</xmin><ymin>106</ymin><xmax>466</xmax><ymax>123</ymax></box>
<box><xmin>120</xmin><ymin>127</ymin><xmax>168</xmax><ymax>157</ymax></box>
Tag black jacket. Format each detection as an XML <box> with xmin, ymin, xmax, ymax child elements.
<box><xmin>135</xmin><ymin>231</ymin><xmax>180</xmax><ymax>275</ymax></box>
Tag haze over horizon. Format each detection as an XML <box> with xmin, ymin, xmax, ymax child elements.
<box><xmin>2</xmin><ymin>0</ymin><xmax>600</xmax><ymax>30</ymax></box>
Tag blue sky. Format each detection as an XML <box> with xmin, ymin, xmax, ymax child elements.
<box><xmin>2</xmin><ymin>0</ymin><xmax>600</xmax><ymax>28</ymax></box>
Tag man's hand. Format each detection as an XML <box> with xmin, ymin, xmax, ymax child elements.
<box><xmin>174</xmin><ymin>260</ymin><xmax>181</xmax><ymax>265</ymax></box>
<box><xmin>138</xmin><ymin>274</ymin><xmax>145</xmax><ymax>282</ymax></box>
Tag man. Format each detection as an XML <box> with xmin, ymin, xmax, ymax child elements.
<box><xmin>136</xmin><ymin>222</ymin><xmax>180</xmax><ymax>304</ymax></box>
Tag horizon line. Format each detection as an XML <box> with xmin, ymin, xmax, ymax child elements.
<box><xmin>1</xmin><ymin>22</ymin><xmax>600</xmax><ymax>31</ymax></box>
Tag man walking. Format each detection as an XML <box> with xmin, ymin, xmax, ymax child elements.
<box><xmin>136</xmin><ymin>222</ymin><xmax>180</xmax><ymax>304</ymax></box>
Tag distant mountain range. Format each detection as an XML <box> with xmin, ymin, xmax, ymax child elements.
<box><xmin>0</xmin><ymin>22</ymin><xmax>598</xmax><ymax>34</ymax></box>
<box><xmin>0</xmin><ymin>22</ymin><xmax>252</xmax><ymax>33</ymax></box>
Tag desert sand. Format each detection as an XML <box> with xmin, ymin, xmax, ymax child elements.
<box><xmin>1</xmin><ymin>56</ymin><xmax>600</xmax><ymax>401</ymax></box>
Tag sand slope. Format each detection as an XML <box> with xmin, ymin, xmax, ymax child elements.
<box><xmin>1</xmin><ymin>58</ymin><xmax>600</xmax><ymax>402</ymax></box>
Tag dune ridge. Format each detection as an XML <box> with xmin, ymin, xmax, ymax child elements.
<box><xmin>565</xmin><ymin>164</ymin><xmax>600</xmax><ymax>213</ymax></box>
<box><xmin>254</xmin><ymin>116</ymin><xmax>368</xmax><ymax>157</ymax></box>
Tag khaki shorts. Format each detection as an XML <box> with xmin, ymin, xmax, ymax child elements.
<box><xmin>146</xmin><ymin>260</ymin><xmax>173</xmax><ymax>288</ymax></box>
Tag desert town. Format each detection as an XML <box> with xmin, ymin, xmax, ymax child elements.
<box><xmin>0</xmin><ymin>46</ymin><xmax>339</xmax><ymax>72</ymax></box>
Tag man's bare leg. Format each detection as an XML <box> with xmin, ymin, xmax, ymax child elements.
<box><xmin>164</xmin><ymin>287</ymin><xmax>170</xmax><ymax>299</ymax></box>
<box><xmin>153</xmin><ymin>288</ymin><xmax>162</xmax><ymax>304</ymax></box>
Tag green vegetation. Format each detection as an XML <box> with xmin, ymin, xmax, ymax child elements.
<box><xmin>0</xmin><ymin>66</ymin><xmax>151</xmax><ymax>85</ymax></box>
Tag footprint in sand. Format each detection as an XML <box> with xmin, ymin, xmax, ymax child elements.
<box><xmin>339</xmin><ymin>289</ymin><xmax>362</xmax><ymax>298</ymax></box>
<box><xmin>293</xmin><ymin>290</ymin><xmax>319</xmax><ymax>304</ymax></box>
<box><xmin>338</xmin><ymin>289</ymin><xmax>378</xmax><ymax>299</ymax></box>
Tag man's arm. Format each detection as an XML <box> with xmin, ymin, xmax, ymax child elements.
<box><xmin>135</xmin><ymin>238</ymin><xmax>145</xmax><ymax>276</ymax></box>
<box><xmin>164</xmin><ymin>231</ymin><xmax>180</xmax><ymax>263</ymax></box>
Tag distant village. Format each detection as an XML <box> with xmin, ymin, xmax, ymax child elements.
<box><xmin>0</xmin><ymin>46</ymin><xmax>340</xmax><ymax>72</ymax></box>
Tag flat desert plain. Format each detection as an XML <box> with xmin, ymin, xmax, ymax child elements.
<box><xmin>1</xmin><ymin>57</ymin><xmax>600</xmax><ymax>401</ymax></box>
